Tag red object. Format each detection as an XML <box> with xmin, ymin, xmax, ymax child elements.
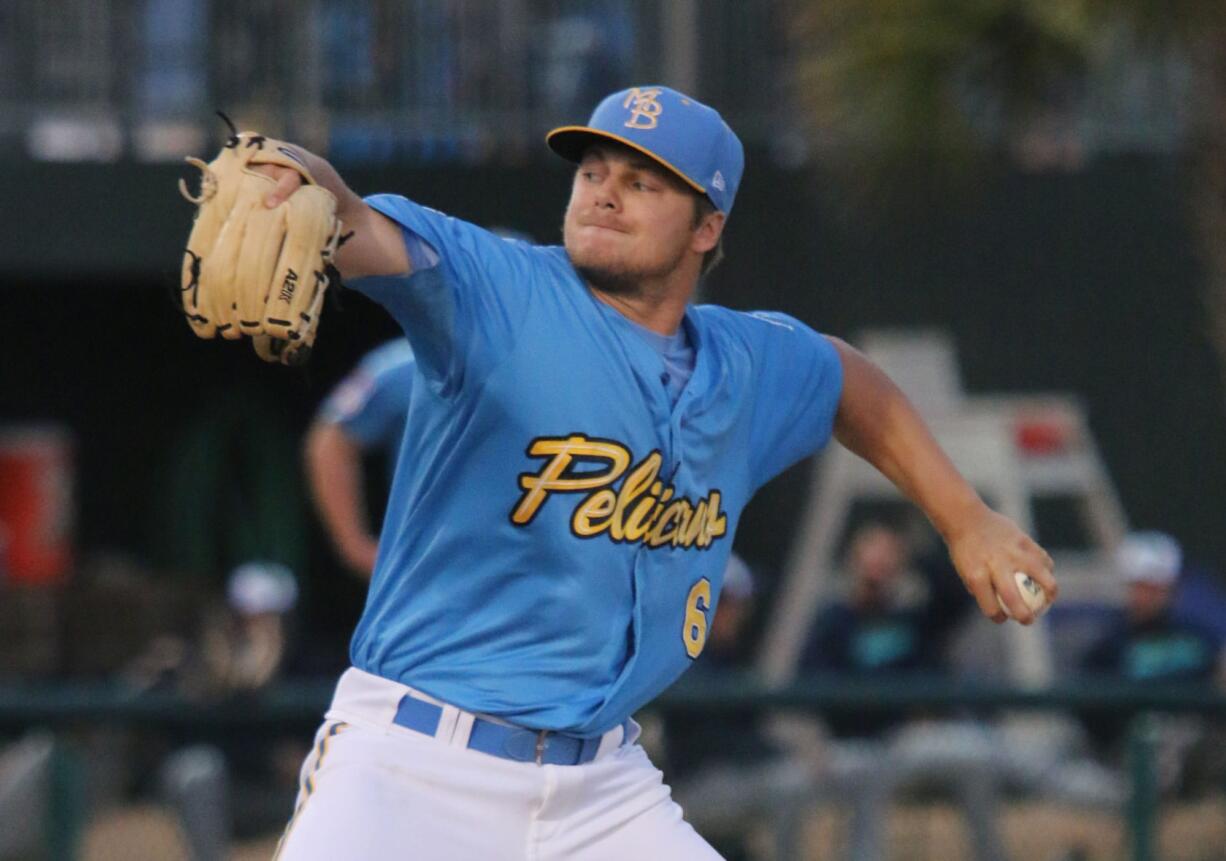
<box><xmin>1014</xmin><ymin>418</ymin><xmax>1072</xmax><ymax>455</ymax></box>
<box><xmin>0</xmin><ymin>427</ymin><xmax>74</xmax><ymax>585</ymax></box>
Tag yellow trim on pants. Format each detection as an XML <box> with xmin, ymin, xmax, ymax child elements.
<box><xmin>273</xmin><ymin>721</ymin><xmax>349</xmax><ymax>860</ymax></box>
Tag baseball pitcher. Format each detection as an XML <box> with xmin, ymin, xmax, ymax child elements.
<box><xmin>177</xmin><ymin>86</ymin><xmax>1057</xmax><ymax>859</ymax></box>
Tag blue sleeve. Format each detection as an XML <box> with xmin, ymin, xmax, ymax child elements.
<box><xmin>345</xmin><ymin>195</ymin><xmax>541</xmax><ymax>396</ymax></box>
<box><xmin>319</xmin><ymin>347</ymin><xmax>415</xmax><ymax>450</ymax></box>
<box><xmin>745</xmin><ymin>312</ymin><xmax>844</xmax><ymax>487</ymax></box>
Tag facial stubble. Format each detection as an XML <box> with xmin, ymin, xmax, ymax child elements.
<box><xmin>565</xmin><ymin>222</ymin><xmax>690</xmax><ymax>300</ymax></box>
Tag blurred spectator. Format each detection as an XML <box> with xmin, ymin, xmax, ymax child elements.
<box><xmin>204</xmin><ymin>562</ymin><xmax>303</xmax><ymax>838</ymax></box>
<box><xmin>1082</xmin><ymin>531</ymin><xmax>1220</xmax><ymax>684</ymax></box>
<box><xmin>200</xmin><ymin>561</ymin><xmax>298</xmax><ymax>694</ymax></box>
<box><xmin>304</xmin><ymin>340</ymin><xmax>415</xmax><ymax>578</ymax></box>
<box><xmin>121</xmin><ymin>560</ymin><xmax>298</xmax><ymax>699</ymax></box>
<box><xmin>800</xmin><ymin>522</ymin><xmax>971</xmax><ymax>737</ymax></box>
<box><xmin>665</xmin><ymin>554</ymin><xmax>810</xmax><ymax>861</ymax></box>
<box><xmin>793</xmin><ymin>523</ymin><xmax>1008</xmax><ymax>861</ymax></box>
<box><xmin>102</xmin><ymin>560</ymin><xmax>305</xmax><ymax>849</ymax></box>
<box><xmin>1079</xmin><ymin>531</ymin><xmax>1225</xmax><ymax>795</ymax></box>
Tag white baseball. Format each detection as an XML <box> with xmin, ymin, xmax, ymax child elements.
<box><xmin>997</xmin><ymin>571</ymin><xmax>1049</xmax><ymax>619</ymax></box>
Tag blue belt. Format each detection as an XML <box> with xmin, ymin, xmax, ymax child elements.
<box><xmin>393</xmin><ymin>694</ymin><xmax>624</xmax><ymax>766</ymax></box>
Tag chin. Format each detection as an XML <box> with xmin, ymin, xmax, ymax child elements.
<box><xmin>573</xmin><ymin>261</ymin><xmax>643</xmax><ymax>297</ymax></box>
<box><xmin>567</xmin><ymin>229</ymin><xmax>620</xmax><ymax>263</ymax></box>
<box><xmin>569</xmin><ymin>244</ymin><xmax>620</xmax><ymax>272</ymax></box>
<box><xmin>567</xmin><ymin>239</ymin><xmax>630</xmax><ymax>282</ymax></box>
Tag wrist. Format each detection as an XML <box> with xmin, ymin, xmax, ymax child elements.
<box><xmin>302</xmin><ymin>151</ymin><xmax>363</xmax><ymax>216</ymax></box>
<box><xmin>334</xmin><ymin>189</ymin><xmax>368</xmax><ymax>225</ymax></box>
<box><xmin>931</xmin><ymin>490</ymin><xmax>990</xmax><ymax>545</ymax></box>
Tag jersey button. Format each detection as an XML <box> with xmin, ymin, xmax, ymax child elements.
<box><xmin>660</xmin><ymin>372</ymin><xmax>670</xmax><ymax>386</ymax></box>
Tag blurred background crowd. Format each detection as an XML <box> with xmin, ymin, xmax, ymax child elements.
<box><xmin>2</xmin><ymin>1</ymin><xmax>1226</xmax><ymax>859</ymax></box>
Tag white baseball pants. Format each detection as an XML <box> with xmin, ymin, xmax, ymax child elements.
<box><xmin>274</xmin><ymin>668</ymin><xmax>722</xmax><ymax>860</ymax></box>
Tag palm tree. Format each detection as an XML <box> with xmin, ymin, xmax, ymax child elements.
<box><xmin>792</xmin><ymin>1</ymin><xmax>1088</xmax><ymax>169</ymax></box>
<box><xmin>790</xmin><ymin>0</ymin><xmax>1226</xmax><ymax>377</ymax></box>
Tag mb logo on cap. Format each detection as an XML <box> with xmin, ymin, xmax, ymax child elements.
<box><xmin>623</xmin><ymin>87</ymin><xmax>663</xmax><ymax>130</ymax></box>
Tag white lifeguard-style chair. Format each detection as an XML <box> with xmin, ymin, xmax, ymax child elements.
<box><xmin>759</xmin><ymin>329</ymin><xmax>1130</xmax><ymax>688</ymax></box>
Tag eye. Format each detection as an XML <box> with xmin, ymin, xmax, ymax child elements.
<box><xmin>631</xmin><ymin>179</ymin><xmax>656</xmax><ymax>192</ymax></box>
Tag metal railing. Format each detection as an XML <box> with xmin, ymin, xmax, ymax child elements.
<box><xmin>1</xmin><ymin>675</ymin><xmax>1223</xmax><ymax>860</ymax></box>
<box><xmin>0</xmin><ymin>0</ymin><xmax>1190</xmax><ymax>164</ymax></box>
<box><xmin>3</xmin><ymin>674</ymin><xmax>1225</xmax><ymax>727</ymax></box>
<box><xmin>0</xmin><ymin>0</ymin><xmax>798</xmax><ymax>162</ymax></box>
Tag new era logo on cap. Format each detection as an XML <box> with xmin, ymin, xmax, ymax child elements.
<box><xmin>546</xmin><ymin>85</ymin><xmax>745</xmax><ymax>216</ymax></box>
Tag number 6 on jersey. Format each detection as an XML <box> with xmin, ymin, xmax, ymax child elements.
<box><xmin>683</xmin><ymin>578</ymin><xmax>712</xmax><ymax>658</ymax></box>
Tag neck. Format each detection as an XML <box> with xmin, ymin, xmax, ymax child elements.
<box><xmin>586</xmin><ymin>262</ymin><xmax>699</xmax><ymax>335</ymax></box>
<box><xmin>591</xmin><ymin>287</ymin><xmax>690</xmax><ymax>335</ymax></box>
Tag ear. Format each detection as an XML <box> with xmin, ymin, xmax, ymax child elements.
<box><xmin>691</xmin><ymin>211</ymin><xmax>725</xmax><ymax>255</ymax></box>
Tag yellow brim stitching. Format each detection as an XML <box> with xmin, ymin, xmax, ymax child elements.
<box><xmin>546</xmin><ymin>126</ymin><xmax>707</xmax><ymax>196</ymax></box>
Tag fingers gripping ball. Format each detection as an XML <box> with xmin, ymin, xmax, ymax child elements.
<box><xmin>178</xmin><ymin>124</ymin><xmax>343</xmax><ymax>365</ymax></box>
<box><xmin>997</xmin><ymin>571</ymin><xmax>1050</xmax><ymax>619</ymax></box>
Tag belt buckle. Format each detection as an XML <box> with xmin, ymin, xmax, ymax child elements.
<box><xmin>534</xmin><ymin>729</ymin><xmax>549</xmax><ymax>765</ymax></box>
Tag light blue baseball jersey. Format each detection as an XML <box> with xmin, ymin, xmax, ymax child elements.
<box><xmin>348</xmin><ymin>194</ymin><xmax>843</xmax><ymax>735</ymax></box>
<box><xmin>318</xmin><ymin>340</ymin><xmax>416</xmax><ymax>465</ymax></box>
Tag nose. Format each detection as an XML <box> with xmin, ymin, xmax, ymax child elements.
<box><xmin>591</xmin><ymin>178</ymin><xmax>618</xmax><ymax>211</ymax></box>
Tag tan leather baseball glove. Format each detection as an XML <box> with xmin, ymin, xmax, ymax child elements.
<box><xmin>178</xmin><ymin>123</ymin><xmax>343</xmax><ymax>365</ymax></box>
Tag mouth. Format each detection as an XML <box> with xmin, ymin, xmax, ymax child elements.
<box><xmin>578</xmin><ymin>222</ymin><xmax>628</xmax><ymax>235</ymax></box>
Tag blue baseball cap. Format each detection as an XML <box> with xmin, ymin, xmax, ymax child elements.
<box><xmin>547</xmin><ymin>85</ymin><xmax>745</xmax><ymax>215</ymax></box>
